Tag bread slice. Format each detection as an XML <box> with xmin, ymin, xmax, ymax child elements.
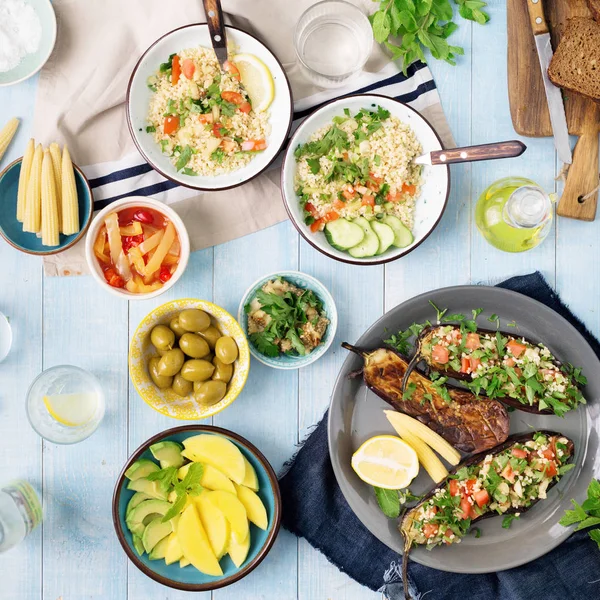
<box><xmin>548</xmin><ymin>17</ymin><xmax>600</xmax><ymax>102</ymax></box>
<box><xmin>586</xmin><ymin>0</ymin><xmax>600</xmax><ymax>22</ymax></box>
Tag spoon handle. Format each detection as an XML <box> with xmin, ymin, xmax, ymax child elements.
<box><xmin>428</xmin><ymin>141</ymin><xmax>527</xmax><ymax>165</ymax></box>
<box><xmin>203</xmin><ymin>0</ymin><xmax>228</xmax><ymax>68</ymax></box>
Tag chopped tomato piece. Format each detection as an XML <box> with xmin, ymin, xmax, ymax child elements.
<box><xmin>342</xmin><ymin>189</ymin><xmax>356</xmax><ymax>200</ymax></box>
<box><xmin>470</xmin><ymin>357</ymin><xmax>482</xmax><ymax>372</ymax></box>
<box><xmin>220</xmin><ymin>139</ymin><xmax>237</xmax><ymax>152</ymax></box>
<box><xmin>502</xmin><ymin>464</ymin><xmax>515</xmax><ymax>483</ymax></box>
<box><xmin>239</xmin><ymin>101</ymin><xmax>252</xmax><ymax>114</ymax></box>
<box><xmin>449</xmin><ymin>479</ymin><xmax>460</xmax><ymax>497</ymax></box>
<box><xmin>361</xmin><ymin>194</ymin><xmax>375</xmax><ymax>207</ymax></box>
<box><xmin>305</xmin><ymin>203</ymin><xmax>319</xmax><ymax>217</ymax></box>
<box><xmin>450</xmin><ymin>329</ymin><xmax>462</xmax><ymax>343</ymax></box>
<box><xmin>159</xmin><ymin>266</ymin><xmax>172</xmax><ymax>283</ymax></box>
<box><xmin>541</xmin><ymin>448</ymin><xmax>555</xmax><ymax>461</ymax></box>
<box><xmin>212</xmin><ymin>123</ymin><xmax>223</xmax><ymax>138</ymax></box>
<box><xmin>223</xmin><ymin>60</ymin><xmax>241</xmax><ymax>80</ymax></box>
<box><xmin>171</xmin><ymin>55</ymin><xmax>181</xmax><ymax>85</ymax></box>
<box><xmin>402</xmin><ymin>183</ymin><xmax>417</xmax><ymax>196</ymax></box>
<box><xmin>423</xmin><ymin>523</ymin><xmax>439</xmax><ymax>538</ymax></box>
<box><xmin>459</xmin><ymin>497</ymin><xmax>472</xmax><ymax>520</ymax></box>
<box><xmin>104</xmin><ymin>269</ymin><xmax>124</xmax><ymax>288</ymax></box>
<box><xmin>473</xmin><ymin>490</ymin><xmax>490</xmax><ymax>508</ymax></box>
<box><xmin>310</xmin><ymin>218</ymin><xmax>324</xmax><ymax>233</ymax></box>
<box><xmin>430</xmin><ymin>506</ymin><xmax>439</xmax><ymax>515</ymax></box>
<box><xmin>511</xmin><ymin>448</ymin><xmax>528</xmax><ymax>459</ymax></box>
<box><xmin>544</xmin><ymin>461</ymin><xmax>558</xmax><ymax>478</ymax></box>
<box><xmin>133</xmin><ymin>210</ymin><xmax>154</xmax><ymax>224</ymax></box>
<box><xmin>461</xmin><ymin>357</ymin><xmax>471</xmax><ymax>373</ymax></box>
<box><xmin>250</xmin><ymin>139</ymin><xmax>267</xmax><ymax>151</ymax></box>
<box><xmin>342</xmin><ymin>152</ymin><xmax>349</xmax><ymax>161</ymax></box>
<box><xmin>182</xmin><ymin>58</ymin><xmax>195</xmax><ymax>79</ymax></box>
<box><xmin>323</xmin><ymin>210</ymin><xmax>340</xmax><ymax>223</ymax></box>
<box><xmin>163</xmin><ymin>116</ymin><xmax>179</xmax><ymax>135</ymax></box>
<box><xmin>221</xmin><ymin>91</ymin><xmax>244</xmax><ymax>105</ymax></box>
<box><xmin>465</xmin><ymin>479</ymin><xmax>477</xmax><ymax>495</ymax></box>
<box><xmin>514</xmin><ymin>367</ymin><xmax>523</xmax><ymax>378</ymax></box>
<box><xmin>369</xmin><ymin>173</ymin><xmax>383</xmax><ymax>184</ymax></box>
<box><xmin>443</xmin><ymin>528</ymin><xmax>454</xmax><ymax>544</ymax></box>
<box><xmin>465</xmin><ymin>333</ymin><xmax>480</xmax><ymax>350</ymax></box>
<box><xmin>198</xmin><ymin>114</ymin><xmax>214</xmax><ymax>124</ymax></box>
<box><xmin>333</xmin><ymin>199</ymin><xmax>345</xmax><ymax>210</ymax></box>
<box><xmin>507</xmin><ymin>339</ymin><xmax>526</xmax><ymax>358</ymax></box>
<box><xmin>432</xmin><ymin>344</ymin><xmax>449</xmax><ymax>364</ymax></box>
<box><xmin>387</xmin><ymin>191</ymin><xmax>402</xmax><ymax>203</ymax></box>
<box><xmin>504</xmin><ymin>357</ymin><xmax>516</xmax><ymax>368</ymax></box>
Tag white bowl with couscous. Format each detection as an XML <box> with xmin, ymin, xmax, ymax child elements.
<box><xmin>280</xmin><ymin>94</ymin><xmax>450</xmax><ymax>265</ymax></box>
<box><xmin>127</xmin><ymin>23</ymin><xmax>293</xmax><ymax>191</ymax></box>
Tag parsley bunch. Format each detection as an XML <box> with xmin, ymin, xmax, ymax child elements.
<box><xmin>559</xmin><ymin>479</ymin><xmax>600</xmax><ymax>549</ymax></box>
<box><xmin>370</xmin><ymin>0</ymin><xmax>490</xmax><ymax>73</ymax></box>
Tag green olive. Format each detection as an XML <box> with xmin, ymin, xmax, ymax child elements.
<box><xmin>156</xmin><ymin>348</ymin><xmax>169</xmax><ymax>357</ymax></box>
<box><xmin>157</xmin><ymin>348</ymin><xmax>185</xmax><ymax>377</ymax></box>
<box><xmin>150</xmin><ymin>325</ymin><xmax>175</xmax><ymax>350</ymax></box>
<box><xmin>180</xmin><ymin>359</ymin><xmax>215</xmax><ymax>382</ymax></box>
<box><xmin>172</xmin><ymin>373</ymin><xmax>193</xmax><ymax>397</ymax></box>
<box><xmin>204</xmin><ymin>352</ymin><xmax>215</xmax><ymax>363</ymax></box>
<box><xmin>178</xmin><ymin>309</ymin><xmax>211</xmax><ymax>333</ymax></box>
<box><xmin>212</xmin><ymin>356</ymin><xmax>233</xmax><ymax>383</ymax></box>
<box><xmin>198</xmin><ymin>326</ymin><xmax>222</xmax><ymax>349</ymax></box>
<box><xmin>169</xmin><ymin>316</ymin><xmax>187</xmax><ymax>339</ymax></box>
<box><xmin>215</xmin><ymin>336</ymin><xmax>238</xmax><ymax>365</ymax></box>
<box><xmin>149</xmin><ymin>356</ymin><xmax>173</xmax><ymax>389</ymax></box>
<box><xmin>194</xmin><ymin>380</ymin><xmax>227</xmax><ymax>406</ymax></box>
<box><xmin>179</xmin><ymin>333</ymin><xmax>210</xmax><ymax>359</ymax></box>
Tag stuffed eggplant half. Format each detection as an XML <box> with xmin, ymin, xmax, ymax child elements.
<box><xmin>403</xmin><ymin>325</ymin><xmax>586</xmax><ymax>417</ymax></box>
<box><xmin>399</xmin><ymin>430</ymin><xmax>574</xmax><ymax>598</ymax></box>
<box><xmin>342</xmin><ymin>343</ymin><xmax>510</xmax><ymax>453</ymax></box>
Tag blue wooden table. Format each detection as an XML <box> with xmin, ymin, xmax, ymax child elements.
<box><xmin>1</xmin><ymin>3</ymin><xmax>598</xmax><ymax>599</ymax></box>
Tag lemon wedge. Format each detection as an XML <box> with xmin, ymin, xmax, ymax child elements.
<box><xmin>232</xmin><ymin>53</ymin><xmax>275</xmax><ymax>112</ymax></box>
<box><xmin>43</xmin><ymin>393</ymin><xmax>98</xmax><ymax>427</ymax></box>
<box><xmin>351</xmin><ymin>435</ymin><xmax>419</xmax><ymax>489</ymax></box>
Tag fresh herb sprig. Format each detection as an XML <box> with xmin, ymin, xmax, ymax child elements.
<box><xmin>156</xmin><ymin>463</ymin><xmax>205</xmax><ymax>523</ymax></box>
<box><xmin>370</xmin><ymin>0</ymin><xmax>490</xmax><ymax>73</ymax></box>
<box><xmin>559</xmin><ymin>479</ymin><xmax>600</xmax><ymax>549</ymax></box>
<box><xmin>374</xmin><ymin>486</ymin><xmax>422</xmax><ymax>518</ymax></box>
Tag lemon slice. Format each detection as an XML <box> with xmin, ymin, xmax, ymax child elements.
<box><xmin>232</xmin><ymin>53</ymin><xmax>275</xmax><ymax>112</ymax></box>
<box><xmin>351</xmin><ymin>435</ymin><xmax>419</xmax><ymax>489</ymax></box>
<box><xmin>43</xmin><ymin>393</ymin><xmax>98</xmax><ymax>427</ymax></box>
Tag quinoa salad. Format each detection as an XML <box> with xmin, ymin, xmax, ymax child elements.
<box><xmin>293</xmin><ymin>105</ymin><xmax>423</xmax><ymax>258</ymax></box>
<box><xmin>145</xmin><ymin>47</ymin><xmax>270</xmax><ymax>176</ymax></box>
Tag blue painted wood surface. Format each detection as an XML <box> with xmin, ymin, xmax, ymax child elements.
<box><xmin>1</xmin><ymin>3</ymin><xmax>598</xmax><ymax>598</ymax></box>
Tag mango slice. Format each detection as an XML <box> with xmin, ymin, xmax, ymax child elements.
<box><xmin>234</xmin><ymin>483</ymin><xmax>268</xmax><ymax>530</ymax></box>
<box><xmin>228</xmin><ymin>532</ymin><xmax>250</xmax><ymax>568</ymax></box>
<box><xmin>177</xmin><ymin>463</ymin><xmax>236</xmax><ymax>494</ymax></box>
<box><xmin>177</xmin><ymin>504</ymin><xmax>223</xmax><ymax>576</ymax></box>
<box><xmin>182</xmin><ymin>435</ymin><xmax>245</xmax><ymax>484</ymax></box>
<box><xmin>165</xmin><ymin>532</ymin><xmax>184</xmax><ymax>565</ymax></box>
<box><xmin>206</xmin><ymin>490</ymin><xmax>249</xmax><ymax>541</ymax></box>
<box><xmin>195</xmin><ymin>493</ymin><xmax>230</xmax><ymax>558</ymax></box>
<box><xmin>241</xmin><ymin>456</ymin><xmax>259</xmax><ymax>491</ymax></box>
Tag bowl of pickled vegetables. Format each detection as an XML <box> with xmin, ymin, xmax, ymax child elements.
<box><xmin>84</xmin><ymin>196</ymin><xmax>190</xmax><ymax>298</ymax></box>
<box><xmin>129</xmin><ymin>299</ymin><xmax>250</xmax><ymax>420</ymax></box>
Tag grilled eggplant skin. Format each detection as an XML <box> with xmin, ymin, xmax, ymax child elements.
<box><xmin>405</xmin><ymin>325</ymin><xmax>583</xmax><ymax>415</ymax></box>
<box><xmin>342</xmin><ymin>343</ymin><xmax>510</xmax><ymax>454</ymax></box>
<box><xmin>399</xmin><ymin>430</ymin><xmax>575</xmax><ymax>600</ymax></box>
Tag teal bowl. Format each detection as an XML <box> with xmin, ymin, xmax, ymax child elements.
<box><xmin>0</xmin><ymin>0</ymin><xmax>57</xmax><ymax>86</ymax></box>
<box><xmin>237</xmin><ymin>271</ymin><xmax>338</xmax><ymax>369</ymax></box>
<box><xmin>112</xmin><ymin>425</ymin><xmax>281</xmax><ymax>592</ymax></box>
<box><xmin>0</xmin><ymin>157</ymin><xmax>93</xmax><ymax>255</ymax></box>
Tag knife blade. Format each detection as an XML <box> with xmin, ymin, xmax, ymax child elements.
<box><xmin>526</xmin><ymin>0</ymin><xmax>572</xmax><ymax>164</ymax></box>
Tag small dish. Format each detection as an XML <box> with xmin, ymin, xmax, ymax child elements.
<box><xmin>84</xmin><ymin>196</ymin><xmax>190</xmax><ymax>300</ymax></box>
<box><xmin>0</xmin><ymin>0</ymin><xmax>57</xmax><ymax>87</ymax></box>
<box><xmin>112</xmin><ymin>424</ymin><xmax>281</xmax><ymax>591</ymax></box>
<box><xmin>0</xmin><ymin>157</ymin><xmax>93</xmax><ymax>256</ymax></box>
<box><xmin>129</xmin><ymin>299</ymin><xmax>250</xmax><ymax>420</ymax></box>
<box><xmin>0</xmin><ymin>311</ymin><xmax>12</xmax><ymax>362</ymax></box>
<box><xmin>127</xmin><ymin>23</ymin><xmax>293</xmax><ymax>191</ymax></box>
<box><xmin>237</xmin><ymin>271</ymin><xmax>337</xmax><ymax>370</ymax></box>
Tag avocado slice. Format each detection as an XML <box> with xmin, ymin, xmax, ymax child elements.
<box><xmin>132</xmin><ymin>534</ymin><xmax>145</xmax><ymax>556</ymax></box>
<box><xmin>148</xmin><ymin>534</ymin><xmax>170</xmax><ymax>560</ymax></box>
<box><xmin>127</xmin><ymin>478</ymin><xmax>168</xmax><ymax>500</ymax></box>
<box><xmin>125</xmin><ymin>458</ymin><xmax>160</xmax><ymax>481</ymax></box>
<box><xmin>126</xmin><ymin>492</ymin><xmax>152</xmax><ymax>518</ymax></box>
<box><xmin>150</xmin><ymin>441</ymin><xmax>184</xmax><ymax>468</ymax></box>
<box><xmin>126</xmin><ymin>499</ymin><xmax>172</xmax><ymax>537</ymax></box>
<box><xmin>142</xmin><ymin>518</ymin><xmax>173</xmax><ymax>554</ymax></box>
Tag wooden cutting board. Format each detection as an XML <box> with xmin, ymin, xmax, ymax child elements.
<box><xmin>507</xmin><ymin>0</ymin><xmax>600</xmax><ymax>221</ymax></box>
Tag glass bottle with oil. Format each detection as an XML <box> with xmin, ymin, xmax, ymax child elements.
<box><xmin>475</xmin><ymin>177</ymin><xmax>554</xmax><ymax>252</ymax></box>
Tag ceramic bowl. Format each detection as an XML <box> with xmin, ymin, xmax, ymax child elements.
<box><xmin>237</xmin><ymin>271</ymin><xmax>337</xmax><ymax>370</ymax></box>
<box><xmin>129</xmin><ymin>298</ymin><xmax>250</xmax><ymax>419</ymax></box>
<box><xmin>112</xmin><ymin>425</ymin><xmax>281</xmax><ymax>591</ymax></box>
<box><xmin>84</xmin><ymin>196</ymin><xmax>190</xmax><ymax>300</ymax></box>
<box><xmin>0</xmin><ymin>0</ymin><xmax>57</xmax><ymax>86</ymax></box>
<box><xmin>126</xmin><ymin>23</ymin><xmax>293</xmax><ymax>191</ymax></box>
<box><xmin>0</xmin><ymin>157</ymin><xmax>93</xmax><ymax>255</ymax></box>
<box><xmin>280</xmin><ymin>93</ymin><xmax>451</xmax><ymax>265</ymax></box>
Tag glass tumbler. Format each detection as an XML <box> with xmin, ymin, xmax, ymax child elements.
<box><xmin>294</xmin><ymin>0</ymin><xmax>373</xmax><ymax>88</ymax></box>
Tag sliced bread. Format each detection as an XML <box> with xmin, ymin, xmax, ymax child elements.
<box><xmin>586</xmin><ymin>0</ymin><xmax>600</xmax><ymax>23</ymax></box>
<box><xmin>548</xmin><ymin>17</ymin><xmax>600</xmax><ymax>102</ymax></box>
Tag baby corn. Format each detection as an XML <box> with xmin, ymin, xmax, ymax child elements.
<box><xmin>16</xmin><ymin>138</ymin><xmax>34</xmax><ymax>222</ymax></box>
<box><xmin>41</xmin><ymin>150</ymin><xmax>60</xmax><ymax>246</ymax></box>
<box><xmin>0</xmin><ymin>117</ymin><xmax>19</xmax><ymax>164</ymax></box>
<box><xmin>393</xmin><ymin>427</ymin><xmax>449</xmax><ymax>484</ymax></box>
<box><xmin>23</xmin><ymin>143</ymin><xmax>43</xmax><ymax>233</ymax></box>
<box><xmin>48</xmin><ymin>143</ymin><xmax>63</xmax><ymax>230</ymax></box>
<box><xmin>61</xmin><ymin>145</ymin><xmax>79</xmax><ymax>235</ymax></box>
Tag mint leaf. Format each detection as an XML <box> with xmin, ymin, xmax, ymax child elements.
<box><xmin>162</xmin><ymin>493</ymin><xmax>187</xmax><ymax>523</ymax></box>
<box><xmin>589</xmin><ymin>529</ymin><xmax>600</xmax><ymax>549</ymax></box>
<box><xmin>559</xmin><ymin>500</ymin><xmax>588</xmax><ymax>527</ymax></box>
<box><xmin>575</xmin><ymin>516</ymin><xmax>600</xmax><ymax>531</ymax></box>
<box><xmin>372</xmin><ymin>10</ymin><xmax>391</xmax><ymax>43</ymax></box>
<box><xmin>374</xmin><ymin>486</ymin><xmax>400</xmax><ymax>518</ymax></box>
<box><xmin>181</xmin><ymin>462</ymin><xmax>204</xmax><ymax>488</ymax></box>
<box><xmin>146</xmin><ymin>466</ymin><xmax>178</xmax><ymax>492</ymax></box>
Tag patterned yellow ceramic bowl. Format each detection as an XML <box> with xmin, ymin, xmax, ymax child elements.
<box><xmin>129</xmin><ymin>299</ymin><xmax>250</xmax><ymax>419</ymax></box>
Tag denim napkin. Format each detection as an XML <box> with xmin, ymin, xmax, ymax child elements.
<box><xmin>279</xmin><ymin>272</ymin><xmax>600</xmax><ymax>600</ymax></box>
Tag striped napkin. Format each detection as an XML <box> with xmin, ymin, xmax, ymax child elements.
<box><xmin>36</xmin><ymin>0</ymin><xmax>454</xmax><ymax>276</ymax></box>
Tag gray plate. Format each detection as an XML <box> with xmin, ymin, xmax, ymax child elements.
<box><xmin>328</xmin><ymin>285</ymin><xmax>600</xmax><ymax>574</ymax></box>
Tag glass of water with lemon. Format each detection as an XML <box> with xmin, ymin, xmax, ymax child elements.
<box><xmin>26</xmin><ymin>365</ymin><xmax>105</xmax><ymax>444</ymax></box>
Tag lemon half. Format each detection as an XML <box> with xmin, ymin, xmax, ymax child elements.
<box><xmin>232</xmin><ymin>53</ymin><xmax>275</xmax><ymax>113</ymax></box>
<box><xmin>351</xmin><ymin>435</ymin><xmax>419</xmax><ymax>489</ymax></box>
<box><xmin>43</xmin><ymin>393</ymin><xmax>98</xmax><ymax>427</ymax></box>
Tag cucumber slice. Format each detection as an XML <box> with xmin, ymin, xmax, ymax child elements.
<box><xmin>125</xmin><ymin>458</ymin><xmax>160</xmax><ymax>481</ymax></box>
<box><xmin>132</xmin><ymin>534</ymin><xmax>145</xmax><ymax>556</ymax></box>
<box><xmin>348</xmin><ymin>217</ymin><xmax>380</xmax><ymax>258</ymax></box>
<box><xmin>324</xmin><ymin>218</ymin><xmax>365</xmax><ymax>251</ymax></box>
<box><xmin>382</xmin><ymin>215</ymin><xmax>414</xmax><ymax>248</ymax></box>
<box><xmin>150</xmin><ymin>441</ymin><xmax>184</xmax><ymax>468</ymax></box>
<box><xmin>371</xmin><ymin>221</ymin><xmax>395</xmax><ymax>255</ymax></box>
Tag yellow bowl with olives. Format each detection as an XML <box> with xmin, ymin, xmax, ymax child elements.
<box><xmin>129</xmin><ymin>299</ymin><xmax>250</xmax><ymax>419</ymax></box>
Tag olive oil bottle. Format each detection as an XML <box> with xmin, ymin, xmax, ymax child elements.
<box><xmin>475</xmin><ymin>177</ymin><xmax>554</xmax><ymax>253</ymax></box>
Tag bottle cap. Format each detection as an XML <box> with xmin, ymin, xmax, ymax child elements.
<box><xmin>503</xmin><ymin>185</ymin><xmax>551</xmax><ymax>229</ymax></box>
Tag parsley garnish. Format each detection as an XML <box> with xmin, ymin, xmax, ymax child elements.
<box><xmin>175</xmin><ymin>145</ymin><xmax>192</xmax><ymax>171</ymax></box>
<box><xmin>502</xmin><ymin>514</ymin><xmax>520</xmax><ymax>529</ymax></box>
<box><xmin>560</xmin><ymin>479</ymin><xmax>600</xmax><ymax>548</ymax></box>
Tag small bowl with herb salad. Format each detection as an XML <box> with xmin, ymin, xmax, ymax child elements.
<box><xmin>281</xmin><ymin>94</ymin><xmax>450</xmax><ymax>265</ymax></box>
<box><xmin>237</xmin><ymin>272</ymin><xmax>337</xmax><ymax>370</ymax></box>
<box><xmin>127</xmin><ymin>23</ymin><xmax>293</xmax><ymax>191</ymax></box>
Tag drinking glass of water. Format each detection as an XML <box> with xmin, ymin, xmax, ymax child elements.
<box><xmin>294</xmin><ymin>0</ymin><xmax>373</xmax><ymax>88</ymax></box>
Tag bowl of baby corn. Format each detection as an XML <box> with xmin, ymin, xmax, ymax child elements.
<box><xmin>0</xmin><ymin>117</ymin><xmax>93</xmax><ymax>255</ymax></box>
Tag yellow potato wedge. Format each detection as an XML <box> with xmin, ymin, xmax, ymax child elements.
<box><xmin>234</xmin><ymin>483</ymin><xmax>268</xmax><ymax>530</ymax></box>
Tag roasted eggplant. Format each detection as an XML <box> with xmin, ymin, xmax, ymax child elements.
<box><xmin>399</xmin><ymin>430</ymin><xmax>575</xmax><ymax>599</ymax></box>
<box><xmin>402</xmin><ymin>325</ymin><xmax>586</xmax><ymax>417</ymax></box>
<box><xmin>342</xmin><ymin>343</ymin><xmax>510</xmax><ymax>453</ymax></box>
